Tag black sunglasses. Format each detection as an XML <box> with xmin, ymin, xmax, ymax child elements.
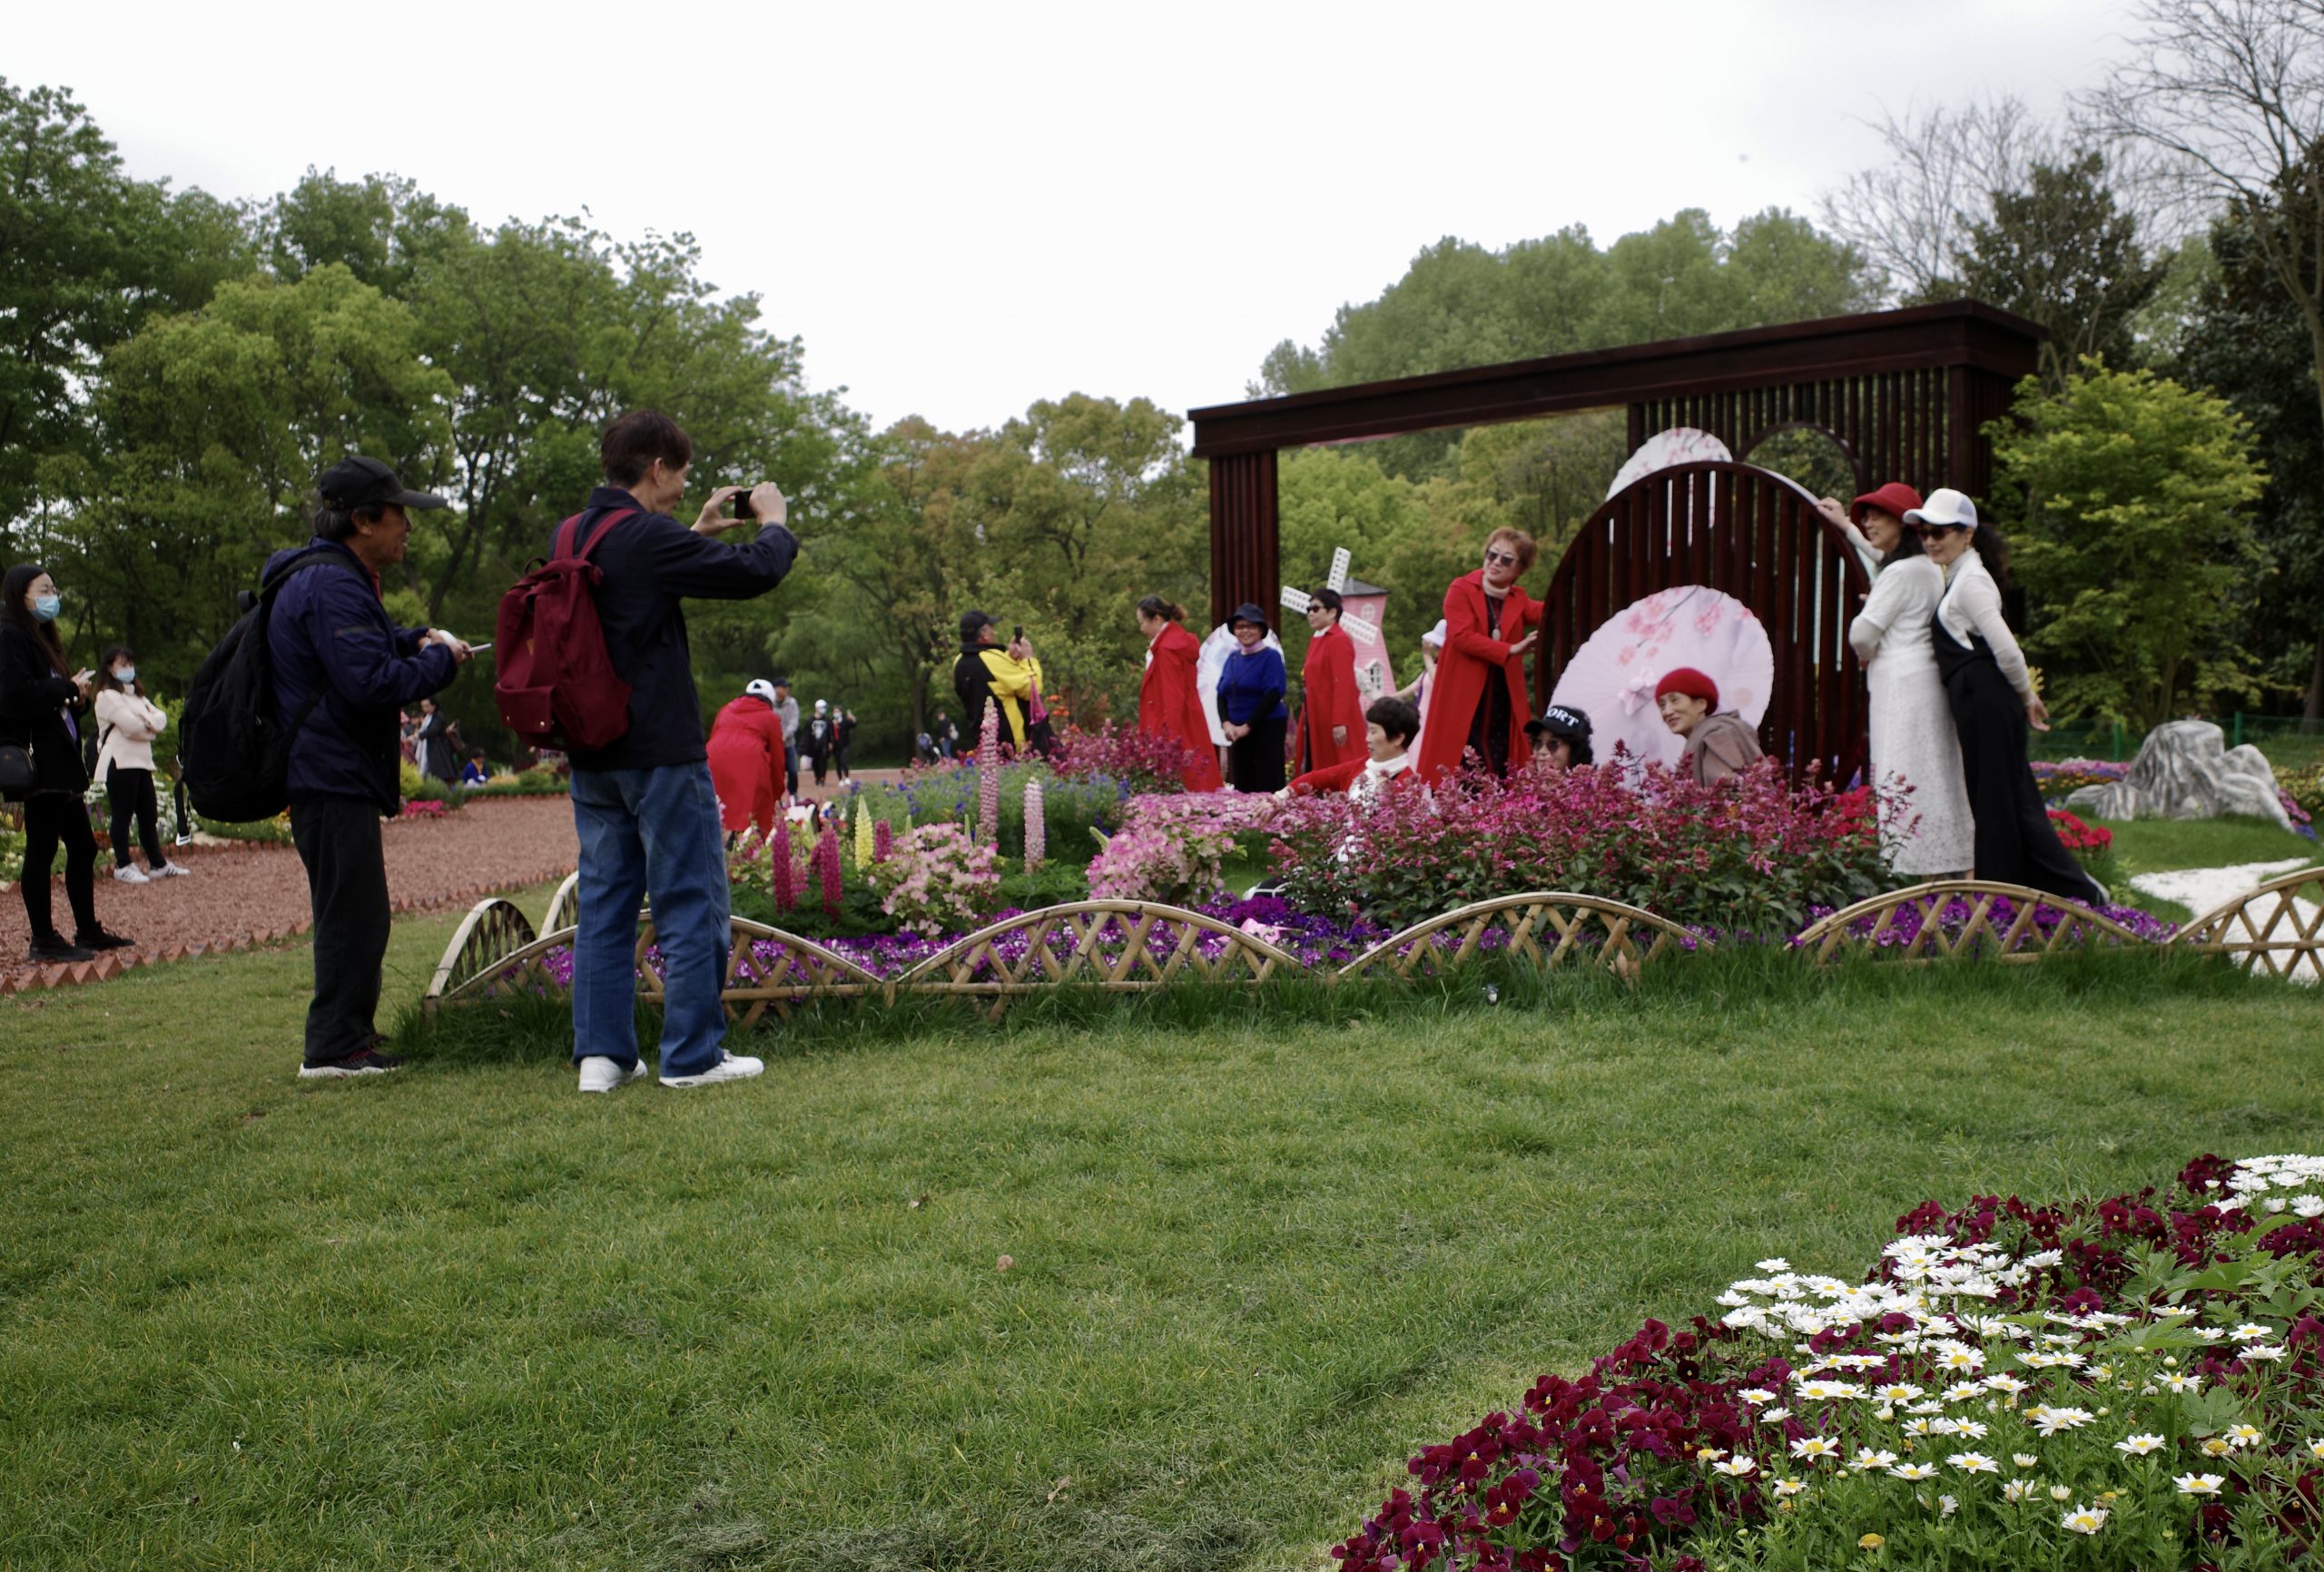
<box><xmin>1484</xmin><ymin>548</ymin><xmax>1519</xmax><ymax>566</ymax></box>
<box><xmin>1912</xmin><ymin>523</ymin><xmax>1968</xmax><ymax>539</ymax></box>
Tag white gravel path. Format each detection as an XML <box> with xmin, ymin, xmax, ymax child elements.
<box><xmin>2131</xmin><ymin>858</ymin><xmax>2321</xmax><ymax>985</ymax></box>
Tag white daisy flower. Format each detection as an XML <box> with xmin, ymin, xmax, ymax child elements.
<box><xmin>1851</xmin><ymin>1448</ymin><xmax>1898</xmax><ymax>1472</ymax></box>
<box><xmin>2175</xmin><ymin>1472</ymin><xmax>2225</xmax><ymax>1495</ymax></box>
<box><xmin>1789</xmin><ymin>1436</ymin><xmax>1842</xmax><ymax>1462</ymax></box>
<box><xmin>1948</xmin><ymin>1452</ymin><xmax>1998</xmax><ymax>1475</ymax></box>
<box><xmin>2062</xmin><ymin>1504</ymin><xmax>2109</xmax><ymax>1534</ymax></box>
<box><xmin>1712</xmin><ymin>1456</ymin><xmax>1757</xmax><ymax>1477</ymax></box>
<box><xmin>1891</xmin><ymin>1461</ymin><xmax>1938</xmax><ymax>1481</ymax></box>
<box><xmin>2115</xmin><ymin>1434</ymin><xmax>2165</xmax><ymax>1457</ymax></box>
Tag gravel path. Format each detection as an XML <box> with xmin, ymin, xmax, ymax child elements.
<box><xmin>2131</xmin><ymin>857</ymin><xmax>2320</xmax><ymax>986</ymax></box>
<box><xmin>1</xmin><ymin>796</ymin><xmax>578</xmax><ymax>995</ymax></box>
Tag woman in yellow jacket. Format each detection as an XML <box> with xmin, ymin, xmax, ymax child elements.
<box><xmin>951</xmin><ymin>610</ymin><xmax>1046</xmax><ymax>751</ymax></box>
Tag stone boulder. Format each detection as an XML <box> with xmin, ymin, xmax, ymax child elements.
<box><xmin>2064</xmin><ymin>720</ymin><xmax>2290</xmax><ymax>829</ymax></box>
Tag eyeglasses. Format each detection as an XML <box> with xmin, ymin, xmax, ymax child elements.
<box><xmin>1913</xmin><ymin>523</ymin><xmax>1967</xmax><ymax>539</ymax></box>
<box><xmin>1484</xmin><ymin>549</ymin><xmax>1519</xmax><ymax>566</ymax></box>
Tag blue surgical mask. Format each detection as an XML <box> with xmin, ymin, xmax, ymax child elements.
<box><xmin>115</xmin><ymin>665</ymin><xmax>136</xmax><ymax>684</ymax></box>
<box><xmin>30</xmin><ymin>594</ymin><xmax>60</xmax><ymax>623</ymax></box>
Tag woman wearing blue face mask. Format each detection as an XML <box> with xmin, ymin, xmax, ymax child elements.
<box><xmin>94</xmin><ymin>645</ymin><xmax>184</xmax><ymax>884</ymax></box>
<box><xmin>2</xmin><ymin>564</ymin><xmax>133</xmax><ymax>962</ymax></box>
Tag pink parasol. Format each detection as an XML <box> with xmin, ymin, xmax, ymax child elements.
<box><xmin>1549</xmin><ymin>585</ymin><xmax>1774</xmax><ymax>776</ymax></box>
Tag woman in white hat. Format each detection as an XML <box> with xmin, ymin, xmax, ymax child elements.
<box><xmin>1913</xmin><ymin>488</ymin><xmax>2103</xmax><ymax>904</ymax></box>
<box><xmin>1846</xmin><ymin>492</ymin><xmax>1974</xmax><ymax>879</ymax></box>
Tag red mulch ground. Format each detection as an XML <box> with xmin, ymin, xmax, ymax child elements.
<box><xmin>0</xmin><ymin>796</ymin><xmax>578</xmax><ymax>996</ymax></box>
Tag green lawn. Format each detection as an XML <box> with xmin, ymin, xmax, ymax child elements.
<box><xmin>4</xmin><ymin>879</ymin><xmax>2322</xmax><ymax>1571</ymax></box>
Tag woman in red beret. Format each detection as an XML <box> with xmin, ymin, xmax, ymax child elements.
<box><xmin>1655</xmin><ymin>667</ymin><xmax>1763</xmax><ymax>785</ymax></box>
<box><xmin>1413</xmin><ymin>527</ymin><xmax>1542</xmax><ymax>782</ymax></box>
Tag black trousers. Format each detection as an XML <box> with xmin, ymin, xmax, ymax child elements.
<box><xmin>17</xmin><ymin>793</ymin><xmax>99</xmax><ymax>940</ymax></box>
<box><xmin>290</xmin><ymin>798</ymin><xmax>391</xmax><ymax>1066</ymax></box>
<box><xmin>1226</xmin><ymin>716</ymin><xmax>1287</xmax><ymax>793</ymax></box>
<box><xmin>104</xmin><ymin>764</ymin><xmax>170</xmax><ymax>870</ymax></box>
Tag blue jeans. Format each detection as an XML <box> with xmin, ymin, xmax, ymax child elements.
<box><xmin>570</xmin><ymin>762</ymin><xmax>732</xmax><ymax>1077</ymax></box>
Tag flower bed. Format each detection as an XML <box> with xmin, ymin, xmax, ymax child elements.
<box><xmin>1331</xmin><ymin>1152</ymin><xmax>2324</xmax><ymax>1572</ymax></box>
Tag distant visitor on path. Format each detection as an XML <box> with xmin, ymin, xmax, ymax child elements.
<box><xmin>771</xmin><ymin>676</ymin><xmax>800</xmax><ymax>798</ymax></box>
<box><xmin>2</xmin><ymin>563</ymin><xmax>134</xmax><ymax>963</ymax></box>
<box><xmin>953</xmin><ymin>611</ymin><xmax>1043</xmax><ymax>752</ymax></box>
<box><xmin>1135</xmin><ymin>594</ymin><xmax>1224</xmax><ymax>791</ymax></box>
<box><xmin>706</xmin><ymin>678</ymin><xmax>788</xmax><ymax>844</ymax></box>
<box><xmin>93</xmin><ymin>645</ymin><xmax>188</xmax><ymax>884</ymax></box>
<box><xmin>1844</xmin><ymin>483</ymin><xmax>1974</xmax><ymax>877</ymax></box>
<box><xmin>1216</xmin><ymin>604</ymin><xmax>1288</xmax><ymax>794</ymax></box>
<box><xmin>803</xmin><ymin>699</ymin><xmax>834</xmax><ymax>787</ymax></box>
<box><xmin>1413</xmin><ymin>528</ymin><xmax>1541</xmax><ymax>783</ymax></box>
<box><xmin>1296</xmin><ymin>588</ymin><xmax>1366</xmax><ymax>775</ymax></box>
<box><xmin>562</xmin><ymin>411</ymin><xmax>798</xmax><ymax>1094</ymax></box>
<box><xmin>1913</xmin><ymin>489</ymin><xmax>2104</xmax><ymax>905</ymax></box>
<box><xmin>269</xmin><ymin>457</ymin><xmax>472</xmax><ymax>1078</ymax></box>
<box><xmin>1655</xmin><ymin>667</ymin><xmax>1763</xmax><ymax>785</ymax></box>
<box><xmin>415</xmin><ymin>695</ymin><xmax>456</xmax><ymax>783</ymax></box>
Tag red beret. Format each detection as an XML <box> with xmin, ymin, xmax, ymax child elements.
<box><xmin>1850</xmin><ymin>482</ymin><xmax>1924</xmax><ymax>526</ymax></box>
<box><xmin>1655</xmin><ymin>667</ymin><xmax>1718</xmax><ymax>707</ymax></box>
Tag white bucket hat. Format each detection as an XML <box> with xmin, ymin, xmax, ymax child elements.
<box><xmin>1904</xmin><ymin>487</ymin><xmax>1979</xmax><ymax>529</ymax></box>
<box><xmin>1421</xmin><ymin>618</ymin><xmax>1449</xmax><ymax>649</ymax></box>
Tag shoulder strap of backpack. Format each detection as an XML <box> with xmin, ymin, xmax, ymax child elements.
<box><xmin>554</xmin><ymin>508</ymin><xmax>638</xmax><ymax>563</ymax></box>
<box><xmin>255</xmin><ymin>547</ymin><xmax>368</xmax><ymax>731</ymax></box>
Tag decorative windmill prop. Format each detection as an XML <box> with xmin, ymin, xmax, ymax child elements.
<box><xmin>1280</xmin><ymin>547</ymin><xmax>1395</xmax><ymax>702</ymax></box>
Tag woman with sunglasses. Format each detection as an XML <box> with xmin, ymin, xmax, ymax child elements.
<box><xmin>1911</xmin><ymin>489</ymin><xmax>2104</xmax><ymax>904</ymax></box>
<box><xmin>1413</xmin><ymin>528</ymin><xmax>1542</xmax><ymax>783</ymax></box>
<box><xmin>1844</xmin><ymin>484</ymin><xmax>1974</xmax><ymax>878</ymax></box>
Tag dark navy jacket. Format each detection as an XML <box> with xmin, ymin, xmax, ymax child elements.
<box><xmin>559</xmin><ymin>486</ymin><xmax>799</xmax><ymax>773</ymax></box>
<box><xmin>266</xmin><ymin>538</ymin><xmax>458</xmax><ymax>813</ymax></box>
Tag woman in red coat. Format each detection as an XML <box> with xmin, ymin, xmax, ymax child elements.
<box><xmin>1296</xmin><ymin>587</ymin><xmax>1368</xmax><ymax>772</ymax></box>
<box><xmin>1413</xmin><ymin>527</ymin><xmax>1542</xmax><ymax>783</ymax></box>
<box><xmin>705</xmin><ymin>680</ymin><xmax>788</xmax><ymax>842</ymax></box>
<box><xmin>1135</xmin><ymin>595</ymin><xmax>1225</xmax><ymax>791</ymax></box>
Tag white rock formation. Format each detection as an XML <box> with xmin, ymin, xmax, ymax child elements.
<box><xmin>2065</xmin><ymin>720</ymin><xmax>2290</xmax><ymax>829</ymax></box>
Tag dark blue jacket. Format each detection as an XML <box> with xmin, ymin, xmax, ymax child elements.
<box><xmin>267</xmin><ymin>538</ymin><xmax>458</xmax><ymax>812</ymax></box>
<box><xmin>559</xmin><ymin>486</ymin><xmax>799</xmax><ymax>773</ymax></box>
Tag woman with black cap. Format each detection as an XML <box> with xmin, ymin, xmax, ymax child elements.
<box><xmin>1913</xmin><ymin>488</ymin><xmax>2103</xmax><ymax>904</ymax></box>
<box><xmin>1215</xmin><ymin>604</ymin><xmax>1288</xmax><ymax>793</ymax></box>
<box><xmin>1524</xmin><ymin>704</ymin><xmax>1595</xmax><ymax>771</ymax></box>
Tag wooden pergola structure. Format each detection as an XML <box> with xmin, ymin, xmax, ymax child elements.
<box><xmin>1188</xmin><ymin>301</ymin><xmax>2042</xmax><ymax>782</ymax></box>
<box><xmin>1187</xmin><ymin>300</ymin><xmax>2043</xmax><ymax>628</ymax></box>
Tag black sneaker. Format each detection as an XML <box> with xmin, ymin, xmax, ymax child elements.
<box><xmin>298</xmin><ymin>1047</ymin><xmax>406</xmax><ymax>1080</ymax></box>
<box><xmin>28</xmin><ymin>933</ymin><xmax>94</xmax><ymax>964</ymax></box>
<box><xmin>74</xmin><ymin>927</ymin><xmax>135</xmax><ymax>952</ymax></box>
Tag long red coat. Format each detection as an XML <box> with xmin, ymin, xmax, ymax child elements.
<box><xmin>705</xmin><ymin>695</ymin><xmax>786</xmax><ymax>839</ymax></box>
<box><xmin>1413</xmin><ymin>571</ymin><xmax>1541</xmax><ymax>783</ymax></box>
<box><xmin>1297</xmin><ymin>621</ymin><xmax>1367</xmax><ymax>772</ymax></box>
<box><xmin>1137</xmin><ymin>620</ymin><xmax>1224</xmax><ymax>791</ymax></box>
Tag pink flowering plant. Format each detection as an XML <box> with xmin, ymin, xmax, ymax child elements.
<box><xmin>1086</xmin><ymin>793</ymin><xmax>1269</xmax><ymax>905</ymax></box>
<box><xmin>1334</xmin><ymin>1152</ymin><xmax>2324</xmax><ymax>1572</ymax></box>
<box><xmin>1049</xmin><ymin>721</ymin><xmax>1202</xmax><ymax>797</ymax></box>
<box><xmin>865</xmin><ymin>821</ymin><xmax>1002</xmax><ymax>937</ymax></box>
<box><xmin>1269</xmin><ymin>758</ymin><xmax>1890</xmax><ymax>936</ymax></box>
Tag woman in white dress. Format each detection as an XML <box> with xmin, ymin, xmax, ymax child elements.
<box><xmin>1846</xmin><ymin>486</ymin><xmax>1974</xmax><ymax>877</ymax></box>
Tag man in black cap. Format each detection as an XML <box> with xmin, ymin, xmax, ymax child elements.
<box><xmin>269</xmin><ymin>455</ymin><xmax>475</xmax><ymax>1078</ymax></box>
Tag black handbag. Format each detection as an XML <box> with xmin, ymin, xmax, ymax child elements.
<box><xmin>0</xmin><ymin>741</ymin><xmax>32</xmax><ymax>796</ymax></box>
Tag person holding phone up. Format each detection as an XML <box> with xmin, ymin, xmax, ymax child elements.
<box><xmin>2</xmin><ymin>564</ymin><xmax>135</xmax><ymax>962</ymax></box>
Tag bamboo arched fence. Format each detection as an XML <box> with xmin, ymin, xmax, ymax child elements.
<box><xmin>422</xmin><ymin>872</ymin><xmax>2324</xmax><ymax>1024</ymax></box>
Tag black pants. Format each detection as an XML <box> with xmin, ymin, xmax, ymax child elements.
<box><xmin>104</xmin><ymin>764</ymin><xmax>170</xmax><ymax>870</ymax></box>
<box><xmin>290</xmin><ymin>798</ymin><xmax>391</xmax><ymax>1066</ymax></box>
<box><xmin>1226</xmin><ymin>716</ymin><xmax>1287</xmax><ymax>793</ymax></box>
<box><xmin>17</xmin><ymin>793</ymin><xmax>99</xmax><ymax>941</ymax></box>
<box><xmin>834</xmin><ymin>745</ymin><xmax>851</xmax><ymax>781</ymax></box>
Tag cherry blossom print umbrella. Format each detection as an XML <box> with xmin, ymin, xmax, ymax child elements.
<box><xmin>1549</xmin><ymin>585</ymin><xmax>1774</xmax><ymax>776</ymax></box>
<box><xmin>1197</xmin><ymin>622</ymin><xmax>1286</xmax><ymax>748</ymax></box>
<box><xmin>1604</xmin><ymin>427</ymin><xmax>1732</xmax><ymax>499</ymax></box>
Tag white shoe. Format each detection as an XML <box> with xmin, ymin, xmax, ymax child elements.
<box><xmin>659</xmin><ymin>1051</ymin><xmax>764</xmax><ymax>1088</ymax></box>
<box><xmin>153</xmin><ymin>862</ymin><xmax>192</xmax><ymax>878</ymax></box>
<box><xmin>111</xmin><ymin>865</ymin><xmax>149</xmax><ymax>885</ymax></box>
<box><xmin>576</xmin><ymin>1056</ymin><xmax>648</xmax><ymax>1094</ymax></box>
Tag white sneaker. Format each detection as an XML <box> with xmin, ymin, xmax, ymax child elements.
<box><xmin>659</xmin><ymin>1051</ymin><xmax>764</xmax><ymax>1088</ymax></box>
<box><xmin>111</xmin><ymin>865</ymin><xmax>149</xmax><ymax>885</ymax></box>
<box><xmin>153</xmin><ymin>862</ymin><xmax>192</xmax><ymax>879</ymax></box>
<box><xmin>576</xmin><ymin>1056</ymin><xmax>648</xmax><ymax>1094</ymax></box>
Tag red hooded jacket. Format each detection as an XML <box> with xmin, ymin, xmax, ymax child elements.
<box><xmin>705</xmin><ymin>694</ymin><xmax>786</xmax><ymax>838</ymax></box>
<box><xmin>1413</xmin><ymin>570</ymin><xmax>1541</xmax><ymax>783</ymax></box>
<box><xmin>1137</xmin><ymin>619</ymin><xmax>1225</xmax><ymax>791</ymax></box>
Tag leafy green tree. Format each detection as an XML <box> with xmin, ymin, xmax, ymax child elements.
<box><xmin>1992</xmin><ymin>361</ymin><xmax>2267</xmax><ymax>731</ymax></box>
<box><xmin>0</xmin><ymin>78</ymin><xmax>255</xmax><ymax>531</ymax></box>
<box><xmin>1955</xmin><ymin>152</ymin><xmax>2166</xmax><ymax>391</ymax></box>
<box><xmin>258</xmin><ymin>167</ymin><xmax>468</xmax><ymax>296</ymax></box>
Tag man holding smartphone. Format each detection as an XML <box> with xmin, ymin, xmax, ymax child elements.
<box><xmin>563</xmin><ymin>411</ymin><xmax>798</xmax><ymax>1094</ymax></box>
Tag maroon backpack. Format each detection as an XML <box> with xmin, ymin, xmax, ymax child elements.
<box><xmin>494</xmin><ymin>508</ymin><xmax>636</xmax><ymax>752</ymax></box>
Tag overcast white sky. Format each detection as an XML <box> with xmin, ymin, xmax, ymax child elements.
<box><xmin>13</xmin><ymin>0</ymin><xmax>2134</xmax><ymax>434</ymax></box>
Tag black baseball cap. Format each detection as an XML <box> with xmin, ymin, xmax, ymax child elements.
<box><xmin>317</xmin><ymin>455</ymin><xmax>448</xmax><ymax>512</ymax></box>
<box><xmin>960</xmin><ymin>609</ymin><xmax>997</xmax><ymax>641</ymax></box>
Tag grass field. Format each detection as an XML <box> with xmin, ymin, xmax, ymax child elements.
<box><xmin>3</xmin><ymin>836</ymin><xmax>2320</xmax><ymax>1571</ymax></box>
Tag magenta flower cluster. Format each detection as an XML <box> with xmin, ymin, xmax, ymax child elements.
<box><xmin>1049</xmin><ymin>720</ymin><xmax>1206</xmax><ymax>797</ymax></box>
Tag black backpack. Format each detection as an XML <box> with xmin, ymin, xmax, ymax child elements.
<box><xmin>181</xmin><ymin>548</ymin><xmax>358</xmax><ymax>822</ymax></box>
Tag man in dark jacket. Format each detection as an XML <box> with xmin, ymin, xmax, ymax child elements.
<box><xmin>565</xmin><ymin>410</ymin><xmax>798</xmax><ymax>1095</ymax></box>
<box><xmin>269</xmin><ymin>456</ymin><xmax>471</xmax><ymax>1078</ymax></box>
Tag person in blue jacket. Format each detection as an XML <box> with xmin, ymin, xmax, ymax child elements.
<box><xmin>269</xmin><ymin>456</ymin><xmax>473</xmax><ymax>1079</ymax></box>
<box><xmin>1216</xmin><ymin>603</ymin><xmax>1289</xmax><ymax>793</ymax></box>
<box><xmin>562</xmin><ymin>410</ymin><xmax>799</xmax><ymax>1095</ymax></box>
